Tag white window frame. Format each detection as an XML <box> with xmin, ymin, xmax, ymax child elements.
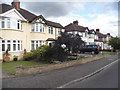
<box><xmin>2</xmin><ymin>40</ymin><xmax>22</xmax><ymax>52</ymax></box>
<box><xmin>31</xmin><ymin>40</ymin><xmax>45</xmax><ymax>50</ymax></box>
<box><xmin>31</xmin><ymin>23</ymin><xmax>45</xmax><ymax>32</ymax></box>
<box><xmin>48</xmin><ymin>26</ymin><xmax>53</xmax><ymax>34</ymax></box>
<box><xmin>0</xmin><ymin>17</ymin><xmax>22</xmax><ymax>30</ymax></box>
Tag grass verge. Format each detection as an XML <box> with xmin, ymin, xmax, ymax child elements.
<box><xmin>101</xmin><ymin>51</ymin><xmax>118</xmax><ymax>55</ymax></box>
<box><xmin>2</xmin><ymin>60</ymin><xmax>45</xmax><ymax>75</ymax></box>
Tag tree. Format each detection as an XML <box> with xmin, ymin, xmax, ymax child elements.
<box><xmin>55</xmin><ymin>32</ymin><xmax>85</xmax><ymax>54</ymax></box>
<box><xmin>108</xmin><ymin>37</ymin><xmax>120</xmax><ymax>51</ymax></box>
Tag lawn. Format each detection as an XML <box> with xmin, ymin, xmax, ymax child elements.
<box><xmin>2</xmin><ymin>60</ymin><xmax>45</xmax><ymax>75</ymax></box>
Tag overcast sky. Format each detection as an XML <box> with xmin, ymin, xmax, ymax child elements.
<box><xmin>0</xmin><ymin>0</ymin><xmax>119</xmax><ymax>37</ymax></box>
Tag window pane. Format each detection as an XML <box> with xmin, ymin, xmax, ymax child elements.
<box><xmin>7</xmin><ymin>40</ymin><xmax>10</xmax><ymax>43</ymax></box>
<box><xmin>31</xmin><ymin>44</ymin><xmax>34</xmax><ymax>50</ymax></box>
<box><xmin>31</xmin><ymin>24</ymin><xmax>34</xmax><ymax>32</ymax></box>
<box><xmin>2</xmin><ymin>44</ymin><xmax>5</xmax><ymax>51</ymax></box>
<box><xmin>2</xmin><ymin>21</ymin><xmax>5</xmax><ymax>28</ymax></box>
<box><xmin>2</xmin><ymin>40</ymin><xmax>5</xmax><ymax>43</ymax></box>
<box><xmin>51</xmin><ymin>29</ymin><xmax>53</xmax><ymax>34</ymax></box>
<box><xmin>13</xmin><ymin>40</ymin><xmax>16</xmax><ymax>43</ymax></box>
<box><xmin>21</xmin><ymin>44</ymin><xmax>22</xmax><ymax>50</ymax></box>
<box><xmin>36</xmin><ymin>24</ymin><xmax>38</xmax><ymax>32</ymax></box>
<box><xmin>7</xmin><ymin>19</ymin><xmax>10</xmax><ymax>28</ymax></box>
<box><xmin>7</xmin><ymin>44</ymin><xmax>11</xmax><ymax>51</ymax></box>
<box><xmin>13</xmin><ymin>44</ymin><xmax>16</xmax><ymax>51</ymax></box>
<box><xmin>17</xmin><ymin>21</ymin><xmax>20</xmax><ymax>29</ymax></box>
<box><xmin>18</xmin><ymin>44</ymin><xmax>20</xmax><ymax>50</ymax></box>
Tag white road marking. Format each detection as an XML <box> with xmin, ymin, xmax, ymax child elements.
<box><xmin>57</xmin><ymin>59</ymin><xmax>119</xmax><ymax>88</ymax></box>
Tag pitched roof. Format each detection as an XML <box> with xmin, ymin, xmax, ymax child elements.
<box><xmin>0</xmin><ymin>4</ymin><xmax>37</xmax><ymax>21</ymax></box>
<box><xmin>64</xmin><ymin>23</ymin><xmax>88</xmax><ymax>32</ymax></box>
<box><xmin>17</xmin><ymin>8</ymin><xmax>36</xmax><ymax>22</ymax></box>
<box><xmin>0</xmin><ymin>4</ymin><xmax>14</xmax><ymax>14</ymax></box>
<box><xmin>88</xmin><ymin>29</ymin><xmax>95</xmax><ymax>34</ymax></box>
<box><xmin>0</xmin><ymin>3</ymin><xmax>64</xmax><ymax>28</ymax></box>
<box><xmin>96</xmin><ymin>31</ymin><xmax>107</xmax><ymax>38</ymax></box>
<box><xmin>45</xmin><ymin>20</ymin><xmax>63</xmax><ymax>28</ymax></box>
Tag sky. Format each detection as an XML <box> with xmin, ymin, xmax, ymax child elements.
<box><xmin>0</xmin><ymin>0</ymin><xmax>119</xmax><ymax>37</ymax></box>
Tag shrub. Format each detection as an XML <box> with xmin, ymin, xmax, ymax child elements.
<box><xmin>23</xmin><ymin>44</ymin><xmax>68</xmax><ymax>62</ymax></box>
<box><xmin>23</xmin><ymin>52</ymin><xmax>34</xmax><ymax>61</ymax></box>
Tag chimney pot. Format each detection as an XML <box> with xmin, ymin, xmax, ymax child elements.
<box><xmin>96</xmin><ymin>29</ymin><xmax>100</xmax><ymax>32</ymax></box>
<box><xmin>107</xmin><ymin>33</ymin><xmax>110</xmax><ymax>35</ymax></box>
<box><xmin>73</xmin><ymin>20</ymin><xmax>78</xmax><ymax>25</ymax></box>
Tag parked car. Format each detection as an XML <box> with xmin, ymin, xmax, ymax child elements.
<box><xmin>79</xmin><ymin>45</ymin><xmax>101</xmax><ymax>54</ymax></box>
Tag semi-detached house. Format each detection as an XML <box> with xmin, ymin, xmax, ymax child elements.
<box><xmin>0</xmin><ymin>0</ymin><xmax>64</xmax><ymax>61</ymax></box>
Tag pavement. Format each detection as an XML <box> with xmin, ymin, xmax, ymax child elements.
<box><xmin>2</xmin><ymin>54</ymin><xmax>119</xmax><ymax>88</ymax></box>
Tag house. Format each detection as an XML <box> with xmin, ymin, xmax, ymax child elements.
<box><xmin>65</xmin><ymin>20</ymin><xmax>95</xmax><ymax>45</ymax></box>
<box><xmin>64</xmin><ymin>21</ymin><xmax>112</xmax><ymax>50</ymax></box>
<box><xmin>0</xmin><ymin>0</ymin><xmax>64</xmax><ymax>61</ymax></box>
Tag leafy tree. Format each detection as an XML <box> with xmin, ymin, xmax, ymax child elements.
<box><xmin>108</xmin><ymin>37</ymin><xmax>120</xmax><ymax>51</ymax></box>
<box><xmin>55</xmin><ymin>32</ymin><xmax>85</xmax><ymax>54</ymax></box>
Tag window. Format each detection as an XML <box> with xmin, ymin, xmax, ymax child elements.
<box><xmin>58</xmin><ymin>29</ymin><xmax>62</xmax><ymax>35</ymax></box>
<box><xmin>1</xmin><ymin>21</ymin><xmax>5</xmax><ymax>28</ymax></box>
<box><xmin>7</xmin><ymin>44</ymin><xmax>11</xmax><ymax>51</ymax></box>
<box><xmin>18</xmin><ymin>44</ymin><xmax>20</xmax><ymax>50</ymax></box>
<box><xmin>7</xmin><ymin>18</ymin><xmax>10</xmax><ymax>28</ymax></box>
<box><xmin>31</xmin><ymin>41</ymin><xmax>35</xmax><ymax>50</ymax></box>
<box><xmin>31</xmin><ymin>40</ymin><xmax>45</xmax><ymax>50</ymax></box>
<box><xmin>0</xmin><ymin>17</ymin><xmax>22</xmax><ymax>30</ymax></box>
<box><xmin>13</xmin><ymin>44</ymin><xmax>16</xmax><ymax>51</ymax></box>
<box><xmin>31</xmin><ymin>23</ymin><xmax>45</xmax><ymax>32</ymax></box>
<box><xmin>2</xmin><ymin>44</ymin><xmax>5</xmax><ymax>51</ymax></box>
<box><xmin>2</xmin><ymin>40</ymin><xmax>22</xmax><ymax>52</ymax></box>
<box><xmin>17</xmin><ymin>21</ymin><xmax>20</xmax><ymax>29</ymax></box>
<box><xmin>48</xmin><ymin>27</ymin><xmax>53</xmax><ymax>34</ymax></box>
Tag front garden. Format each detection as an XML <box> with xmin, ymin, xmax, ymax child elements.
<box><xmin>2</xmin><ymin>60</ymin><xmax>47</xmax><ymax>75</ymax></box>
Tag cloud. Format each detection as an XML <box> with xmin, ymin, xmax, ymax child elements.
<box><xmin>23</xmin><ymin>2</ymin><xmax>85</xmax><ymax>17</ymax></box>
<box><xmin>47</xmin><ymin>13</ymin><xmax>118</xmax><ymax>37</ymax></box>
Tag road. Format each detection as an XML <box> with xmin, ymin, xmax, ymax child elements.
<box><xmin>2</xmin><ymin>54</ymin><xmax>119</xmax><ymax>88</ymax></box>
<box><xmin>64</xmin><ymin>60</ymin><xmax>119</xmax><ymax>88</ymax></box>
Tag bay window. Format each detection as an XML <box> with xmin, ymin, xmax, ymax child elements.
<box><xmin>0</xmin><ymin>17</ymin><xmax>22</xmax><ymax>30</ymax></box>
<box><xmin>31</xmin><ymin>23</ymin><xmax>45</xmax><ymax>32</ymax></box>
<box><xmin>2</xmin><ymin>40</ymin><xmax>22</xmax><ymax>52</ymax></box>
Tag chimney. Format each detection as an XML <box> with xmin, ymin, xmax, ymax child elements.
<box><xmin>107</xmin><ymin>33</ymin><xmax>110</xmax><ymax>36</ymax></box>
<box><xmin>11</xmin><ymin>0</ymin><xmax>20</xmax><ymax>10</ymax></box>
<box><xmin>73</xmin><ymin>20</ymin><xmax>78</xmax><ymax>25</ymax></box>
<box><xmin>96</xmin><ymin>29</ymin><xmax>100</xmax><ymax>32</ymax></box>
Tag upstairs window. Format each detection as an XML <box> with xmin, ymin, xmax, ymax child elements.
<box><xmin>48</xmin><ymin>27</ymin><xmax>53</xmax><ymax>34</ymax></box>
<box><xmin>7</xmin><ymin>18</ymin><xmax>10</xmax><ymax>28</ymax></box>
<box><xmin>31</xmin><ymin>23</ymin><xmax>45</xmax><ymax>32</ymax></box>
<box><xmin>58</xmin><ymin>28</ymin><xmax>62</xmax><ymax>35</ymax></box>
<box><xmin>0</xmin><ymin>17</ymin><xmax>22</xmax><ymax>30</ymax></box>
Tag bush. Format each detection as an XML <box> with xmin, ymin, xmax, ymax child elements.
<box><xmin>23</xmin><ymin>44</ymin><xmax>68</xmax><ymax>62</ymax></box>
<box><xmin>23</xmin><ymin>52</ymin><xmax>34</xmax><ymax>61</ymax></box>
